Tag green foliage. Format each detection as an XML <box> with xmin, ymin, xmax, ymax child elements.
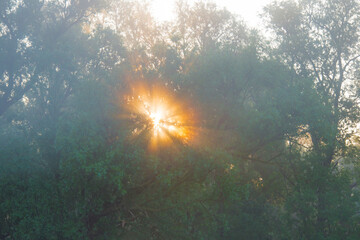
<box><xmin>1</xmin><ymin>0</ymin><xmax>360</xmax><ymax>239</ymax></box>
<box><xmin>284</xmin><ymin>155</ymin><xmax>360</xmax><ymax>240</ymax></box>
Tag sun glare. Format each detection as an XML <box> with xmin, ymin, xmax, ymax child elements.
<box><xmin>150</xmin><ymin>111</ymin><xmax>162</xmax><ymax>129</ymax></box>
<box><xmin>149</xmin><ymin>109</ymin><xmax>163</xmax><ymax>130</ymax></box>
<box><xmin>120</xmin><ymin>82</ymin><xmax>195</xmax><ymax>150</ymax></box>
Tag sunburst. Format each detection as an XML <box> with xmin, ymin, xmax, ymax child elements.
<box><xmin>120</xmin><ymin>82</ymin><xmax>195</xmax><ymax>150</ymax></box>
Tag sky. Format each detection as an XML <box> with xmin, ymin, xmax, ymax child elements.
<box><xmin>150</xmin><ymin>0</ymin><xmax>273</xmax><ymax>28</ymax></box>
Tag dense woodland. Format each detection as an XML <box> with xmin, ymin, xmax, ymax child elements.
<box><xmin>1</xmin><ymin>0</ymin><xmax>360</xmax><ymax>239</ymax></box>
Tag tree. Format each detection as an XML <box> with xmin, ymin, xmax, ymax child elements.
<box><xmin>1</xmin><ymin>0</ymin><xmax>360</xmax><ymax>239</ymax></box>
<box><xmin>265</xmin><ymin>0</ymin><xmax>360</xmax><ymax>166</ymax></box>
<box><xmin>0</xmin><ymin>0</ymin><xmax>105</xmax><ymax>117</ymax></box>
<box><xmin>265</xmin><ymin>0</ymin><xmax>360</xmax><ymax>236</ymax></box>
<box><xmin>0</xmin><ymin>0</ymin><xmax>43</xmax><ymax>116</ymax></box>
<box><xmin>180</xmin><ymin>46</ymin><xmax>318</xmax><ymax>238</ymax></box>
<box><xmin>172</xmin><ymin>0</ymin><xmax>248</xmax><ymax>54</ymax></box>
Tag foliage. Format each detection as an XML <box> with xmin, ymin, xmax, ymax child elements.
<box><xmin>1</xmin><ymin>0</ymin><xmax>360</xmax><ymax>239</ymax></box>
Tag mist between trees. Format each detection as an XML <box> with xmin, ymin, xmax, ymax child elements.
<box><xmin>1</xmin><ymin>0</ymin><xmax>360</xmax><ymax>239</ymax></box>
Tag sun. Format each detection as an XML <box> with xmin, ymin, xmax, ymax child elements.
<box><xmin>150</xmin><ymin>111</ymin><xmax>162</xmax><ymax>129</ymax></box>
<box><xmin>149</xmin><ymin>109</ymin><xmax>164</xmax><ymax>131</ymax></box>
<box><xmin>120</xmin><ymin>82</ymin><xmax>195</xmax><ymax>150</ymax></box>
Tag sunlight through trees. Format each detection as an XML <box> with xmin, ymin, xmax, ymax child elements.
<box><xmin>1</xmin><ymin>0</ymin><xmax>360</xmax><ymax>239</ymax></box>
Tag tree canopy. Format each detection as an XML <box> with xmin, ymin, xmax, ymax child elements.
<box><xmin>1</xmin><ymin>0</ymin><xmax>360</xmax><ymax>239</ymax></box>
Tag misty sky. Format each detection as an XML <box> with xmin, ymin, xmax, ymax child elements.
<box><xmin>150</xmin><ymin>0</ymin><xmax>273</xmax><ymax>27</ymax></box>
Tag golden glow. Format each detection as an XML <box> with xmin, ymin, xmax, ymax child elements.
<box><xmin>119</xmin><ymin>81</ymin><xmax>195</xmax><ymax>150</ymax></box>
<box><xmin>148</xmin><ymin>108</ymin><xmax>166</xmax><ymax>133</ymax></box>
<box><xmin>150</xmin><ymin>111</ymin><xmax>162</xmax><ymax>129</ymax></box>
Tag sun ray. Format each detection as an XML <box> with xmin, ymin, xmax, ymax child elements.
<box><xmin>118</xmin><ymin>81</ymin><xmax>196</xmax><ymax>150</ymax></box>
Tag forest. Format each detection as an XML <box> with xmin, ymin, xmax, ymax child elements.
<box><xmin>1</xmin><ymin>0</ymin><xmax>360</xmax><ymax>239</ymax></box>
